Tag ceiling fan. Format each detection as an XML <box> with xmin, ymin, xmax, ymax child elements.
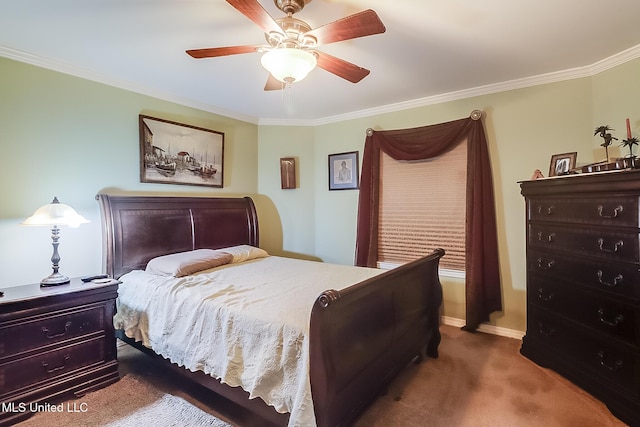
<box><xmin>186</xmin><ymin>0</ymin><xmax>386</xmax><ymax>90</ymax></box>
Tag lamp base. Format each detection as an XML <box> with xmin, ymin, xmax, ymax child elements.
<box><xmin>40</xmin><ymin>272</ymin><xmax>71</xmax><ymax>287</ymax></box>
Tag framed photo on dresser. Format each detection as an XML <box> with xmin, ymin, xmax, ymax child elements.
<box><xmin>548</xmin><ymin>152</ymin><xmax>576</xmax><ymax>177</ymax></box>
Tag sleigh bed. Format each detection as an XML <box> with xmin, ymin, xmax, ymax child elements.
<box><xmin>97</xmin><ymin>193</ymin><xmax>444</xmax><ymax>427</ymax></box>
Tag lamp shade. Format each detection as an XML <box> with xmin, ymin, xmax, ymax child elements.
<box><xmin>261</xmin><ymin>48</ymin><xmax>317</xmax><ymax>84</ymax></box>
<box><xmin>22</xmin><ymin>197</ymin><xmax>90</xmax><ymax>228</ymax></box>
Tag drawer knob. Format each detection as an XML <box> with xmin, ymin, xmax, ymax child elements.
<box><xmin>41</xmin><ymin>354</ymin><xmax>70</xmax><ymax>374</ymax></box>
<box><xmin>597</xmin><ymin>350</ymin><xmax>623</xmax><ymax>372</ymax></box>
<box><xmin>597</xmin><ymin>308</ymin><xmax>624</xmax><ymax>327</ymax></box>
<box><xmin>597</xmin><ymin>205</ymin><xmax>623</xmax><ymax>219</ymax></box>
<box><xmin>42</xmin><ymin>321</ymin><xmax>72</xmax><ymax>339</ymax></box>
<box><xmin>597</xmin><ymin>238</ymin><xmax>623</xmax><ymax>253</ymax></box>
<box><xmin>596</xmin><ymin>270</ymin><xmax>623</xmax><ymax>287</ymax></box>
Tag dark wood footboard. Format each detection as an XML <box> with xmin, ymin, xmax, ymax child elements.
<box><xmin>309</xmin><ymin>248</ymin><xmax>444</xmax><ymax>427</ymax></box>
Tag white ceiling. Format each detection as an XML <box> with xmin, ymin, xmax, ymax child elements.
<box><xmin>2</xmin><ymin>0</ymin><xmax>640</xmax><ymax>125</ymax></box>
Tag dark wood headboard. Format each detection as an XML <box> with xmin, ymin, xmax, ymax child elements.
<box><xmin>97</xmin><ymin>194</ymin><xmax>259</xmax><ymax>279</ymax></box>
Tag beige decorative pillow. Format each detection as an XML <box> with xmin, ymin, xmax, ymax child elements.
<box><xmin>145</xmin><ymin>249</ymin><xmax>233</xmax><ymax>277</ymax></box>
<box><xmin>219</xmin><ymin>245</ymin><xmax>269</xmax><ymax>263</ymax></box>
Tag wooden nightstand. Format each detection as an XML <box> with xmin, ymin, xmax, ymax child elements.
<box><xmin>0</xmin><ymin>278</ymin><xmax>119</xmax><ymax>425</ymax></box>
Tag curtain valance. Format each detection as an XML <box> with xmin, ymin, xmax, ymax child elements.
<box><xmin>355</xmin><ymin>113</ymin><xmax>501</xmax><ymax>331</ymax></box>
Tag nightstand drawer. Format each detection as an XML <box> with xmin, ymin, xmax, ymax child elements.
<box><xmin>0</xmin><ymin>336</ymin><xmax>106</xmax><ymax>395</ymax></box>
<box><xmin>0</xmin><ymin>305</ymin><xmax>106</xmax><ymax>358</ymax></box>
<box><xmin>529</xmin><ymin>196</ymin><xmax>639</xmax><ymax>227</ymax></box>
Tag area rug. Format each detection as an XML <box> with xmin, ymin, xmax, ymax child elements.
<box><xmin>18</xmin><ymin>375</ymin><xmax>233</xmax><ymax>427</ymax></box>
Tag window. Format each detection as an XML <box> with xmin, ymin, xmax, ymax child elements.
<box><xmin>377</xmin><ymin>140</ymin><xmax>467</xmax><ymax>274</ymax></box>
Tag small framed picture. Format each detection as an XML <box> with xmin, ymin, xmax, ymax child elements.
<box><xmin>280</xmin><ymin>157</ymin><xmax>296</xmax><ymax>189</ymax></box>
<box><xmin>549</xmin><ymin>152</ymin><xmax>577</xmax><ymax>177</ymax></box>
<box><xmin>329</xmin><ymin>151</ymin><xmax>359</xmax><ymax>190</ymax></box>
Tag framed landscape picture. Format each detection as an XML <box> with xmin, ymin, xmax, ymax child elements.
<box><xmin>139</xmin><ymin>115</ymin><xmax>224</xmax><ymax>188</ymax></box>
<box><xmin>328</xmin><ymin>151</ymin><xmax>359</xmax><ymax>190</ymax></box>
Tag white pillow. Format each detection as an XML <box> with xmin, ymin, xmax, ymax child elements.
<box><xmin>219</xmin><ymin>245</ymin><xmax>269</xmax><ymax>264</ymax></box>
<box><xmin>146</xmin><ymin>249</ymin><xmax>233</xmax><ymax>277</ymax></box>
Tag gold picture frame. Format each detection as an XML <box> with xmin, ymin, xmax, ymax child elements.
<box><xmin>139</xmin><ymin>115</ymin><xmax>224</xmax><ymax>188</ymax></box>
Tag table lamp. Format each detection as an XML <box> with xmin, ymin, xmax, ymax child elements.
<box><xmin>21</xmin><ymin>197</ymin><xmax>90</xmax><ymax>286</ymax></box>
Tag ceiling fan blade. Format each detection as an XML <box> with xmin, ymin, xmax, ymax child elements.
<box><xmin>186</xmin><ymin>45</ymin><xmax>260</xmax><ymax>58</ymax></box>
<box><xmin>305</xmin><ymin>9</ymin><xmax>386</xmax><ymax>45</ymax></box>
<box><xmin>315</xmin><ymin>51</ymin><xmax>370</xmax><ymax>83</ymax></box>
<box><xmin>264</xmin><ymin>73</ymin><xmax>284</xmax><ymax>91</ymax></box>
<box><xmin>226</xmin><ymin>0</ymin><xmax>284</xmax><ymax>35</ymax></box>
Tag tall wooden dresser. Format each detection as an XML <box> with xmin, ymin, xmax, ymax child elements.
<box><xmin>520</xmin><ymin>170</ymin><xmax>640</xmax><ymax>425</ymax></box>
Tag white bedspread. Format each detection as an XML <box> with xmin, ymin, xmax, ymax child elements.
<box><xmin>113</xmin><ymin>256</ymin><xmax>382</xmax><ymax>427</ymax></box>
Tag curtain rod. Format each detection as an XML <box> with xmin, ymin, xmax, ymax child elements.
<box><xmin>366</xmin><ymin>110</ymin><xmax>484</xmax><ymax>135</ymax></box>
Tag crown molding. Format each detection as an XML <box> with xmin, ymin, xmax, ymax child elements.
<box><xmin>3</xmin><ymin>43</ymin><xmax>639</xmax><ymax>128</ymax></box>
<box><xmin>0</xmin><ymin>45</ymin><xmax>259</xmax><ymax>125</ymax></box>
<box><xmin>260</xmin><ymin>44</ymin><xmax>640</xmax><ymax>127</ymax></box>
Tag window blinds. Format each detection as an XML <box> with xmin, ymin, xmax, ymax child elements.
<box><xmin>378</xmin><ymin>140</ymin><xmax>467</xmax><ymax>270</ymax></box>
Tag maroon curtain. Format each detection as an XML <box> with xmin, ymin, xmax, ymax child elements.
<box><xmin>354</xmin><ymin>114</ymin><xmax>501</xmax><ymax>332</ymax></box>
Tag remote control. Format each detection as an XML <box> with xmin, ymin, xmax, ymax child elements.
<box><xmin>81</xmin><ymin>274</ymin><xmax>109</xmax><ymax>282</ymax></box>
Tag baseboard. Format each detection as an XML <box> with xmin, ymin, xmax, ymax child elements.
<box><xmin>441</xmin><ymin>316</ymin><xmax>525</xmax><ymax>340</ymax></box>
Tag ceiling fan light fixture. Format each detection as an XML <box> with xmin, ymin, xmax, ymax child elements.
<box><xmin>261</xmin><ymin>48</ymin><xmax>317</xmax><ymax>84</ymax></box>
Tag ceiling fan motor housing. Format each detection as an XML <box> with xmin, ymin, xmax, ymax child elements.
<box><xmin>274</xmin><ymin>0</ymin><xmax>310</xmax><ymax>15</ymax></box>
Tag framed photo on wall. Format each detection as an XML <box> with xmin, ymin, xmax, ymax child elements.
<box><xmin>139</xmin><ymin>115</ymin><xmax>224</xmax><ymax>188</ymax></box>
<box><xmin>329</xmin><ymin>151</ymin><xmax>359</xmax><ymax>190</ymax></box>
<box><xmin>548</xmin><ymin>152</ymin><xmax>577</xmax><ymax>177</ymax></box>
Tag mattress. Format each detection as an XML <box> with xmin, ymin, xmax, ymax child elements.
<box><xmin>113</xmin><ymin>255</ymin><xmax>382</xmax><ymax>427</ymax></box>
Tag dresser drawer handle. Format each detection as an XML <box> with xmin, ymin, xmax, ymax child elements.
<box><xmin>536</xmin><ymin>258</ymin><xmax>555</xmax><ymax>270</ymax></box>
<box><xmin>41</xmin><ymin>354</ymin><xmax>70</xmax><ymax>374</ymax></box>
<box><xmin>597</xmin><ymin>238</ymin><xmax>623</xmax><ymax>253</ymax></box>
<box><xmin>537</xmin><ymin>232</ymin><xmax>555</xmax><ymax>243</ymax></box>
<box><xmin>597</xmin><ymin>350</ymin><xmax>623</xmax><ymax>372</ymax></box>
<box><xmin>536</xmin><ymin>205</ymin><xmax>554</xmax><ymax>215</ymax></box>
<box><xmin>597</xmin><ymin>308</ymin><xmax>624</xmax><ymax>327</ymax></box>
<box><xmin>596</xmin><ymin>270</ymin><xmax>623</xmax><ymax>287</ymax></box>
<box><xmin>597</xmin><ymin>205</ymin><xmax>623</xmax><ymax>219</ymax></box>
<box><xmin>42</xmin><ymin>321</ymin><xmax>72</xmax><ymax>339</ymax></box>
<box><xmin>537</xmin><ymin>322</ymin><xmax>555</xmax><ymax>337</ymax></box>
<box><xmin>537</xmin><ymin>288</ymin><xmax>555</xmax><ymax>302</ymax></box>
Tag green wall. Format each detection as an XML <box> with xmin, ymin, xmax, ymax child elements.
<box><xmin>2</xmin><ymin>54</ymin><xmax>639</xmax><ymax>334</ymax></box>
<box><xmin>0</xmin><ymin>57</ymin><xmax>258</xmax><ymax>286</ymax></box>
<box><xmin>257</xmin><ymin>59</ymin><xmax>640</xmax><ymax>333</ymax></box>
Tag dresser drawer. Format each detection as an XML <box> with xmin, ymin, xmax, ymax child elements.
<box><xmin>529</xmin><ymin>224</ymin><xmax>640</xmax><ymax>262</ymax></box>
<box><xmin>527</xmin><ymin>307</ymin><xmax>640</xmax><ymax>396</ymax></box>
<box><xmin>0</xmin><ymin>305</ymin><xmax>106</xmax><ymax>358</ymax></box>
<box><xmin>529</xmin><ymin>250</ymin><xmax>640</xmax><ymax>300</ymax></box>
<box><xmin>529</xmin><ymin>196</ymin><xmax>639</xmax><ymax>227</ymax></box>
<box><xmin>0</xmin><ymin>336</ymin><xmax>106</xmax><ymax>396</ymax></box>
<box><xmin>529</xmin><ymin>276</ymin><xmax>638</xmax><ymax>344</ymax></box>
